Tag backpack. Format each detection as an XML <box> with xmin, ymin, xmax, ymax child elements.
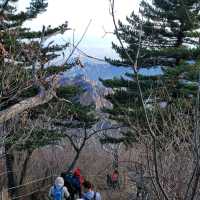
<box><xmin>53</xmin><ymin>185</ymin><xmax>63</xmax><ymax>200</ymax></box>
<box><xmin>63</xmin><ymin>173</ymin><xmax>80</xmax><ymax>194</ymax></box>
<box><xmin>71</xmin><ymin>176</ymin><xmax>81</xmax><ymax>190</ymax></box>
<box><xmin>84</xmin><ymin>192</ymin><xmax>96</xmax><ymax>200</ymax></box>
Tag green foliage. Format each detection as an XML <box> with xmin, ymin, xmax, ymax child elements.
<box><xmin>52</xmin><ymin>103</ymin><xmax>98</xmax><ymax>129</ymax></box>
<box><xmin>27</xmin><ymin>0</ymin><xmax>48</xmax><ymax>18</ymax></box>
<box><xmin>28</xmin><ymin>85</ymin><xmax>98</xmax><ymax>129</ymax></box>
<box><xmin>0</xmin><ymin>0</ymin><xmax>71</xmax><ymax>108</ymax></box>
<box><xmin>56</xmin><ymin>86</ymin><xmax>82</xmax><ymax>100</ymax></box>
<box><xmin>19</xmin><ymin>86</ymin><xmax>39</xmax><ymax>98</ymax></box>
<box><xmin>0</xmin><ymin>62</ymin><xmax>32</xmax><ymax>111</ymax></box>
<box><xmin>108</xmin><ymin>0</ymin><xmax>200</xmax><ymax>66</ymax></box>
<box><xmin>102</xmin><ymin>60</ymin><xmax>200</xmax><ymax>147</ymax></box>
<box><xmin>5</xmin><ymin>128</ymin><xmax>65</xmax><ymax>152</ymax></box>
<box><xmin>0</xmin><ymin>0</ymin><xmax>74</xmax><ymax>155</ymax></box>
<box><xmin>42</xmin><ymin>65</ymin><xmax>72</xmax><ymax>77</ymax></box>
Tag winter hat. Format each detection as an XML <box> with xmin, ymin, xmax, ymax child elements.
<box><xmin>55</xmin><ymin>176</ymin><xmax>64</xmax><ymax>187</ymax></box>
<box><xmin>74</xmin><ymin>167</ymin><xmax>81</xmax><ymax>176</ymax></box>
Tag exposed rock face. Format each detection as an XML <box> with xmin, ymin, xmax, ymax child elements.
<box><xmin>60</xmin><ymin>74</ymin><xmax>113</xmax><ymax>109</ymax></box>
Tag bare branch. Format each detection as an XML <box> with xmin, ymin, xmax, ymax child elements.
<box><xmin>109</xmin><ymin>0</ymin><xmax>169</xmax><ymax>199</ymax></box>
<box><xmin>63</xmin><ymin>133</ymin><xmax>79</xmax><ymax>152</ymax></box>
<box><xmin>87</xmin><ymin>125</ymin><xmax>125</xmax><ymax>140</ymax></box>
<box><xmin>0</xmin><ymin>76</ymin><xmax>60</xmax><ymax>124</ymax></box>
<box><xmin>65</xmin><ymin>19</ymin><xmax>92</xmax><ymax>63</ymax></box>
<box><xmin>102</xmin><ymin>26</ymin><xmax>114</xmax><ymax>38</ymax></box>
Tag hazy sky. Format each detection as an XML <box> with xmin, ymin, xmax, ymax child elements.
<box><xmin>18</xmin><ymin>0</ymin><xmax>140</xmax><ymax>58</ymax></box>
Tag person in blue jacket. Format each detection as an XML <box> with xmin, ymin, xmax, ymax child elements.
<box><xmin>81</xmin><ymin>180</ymin><xmax>101</xmax><ymax>200</ymax></box>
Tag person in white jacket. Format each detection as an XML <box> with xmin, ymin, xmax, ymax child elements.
<box><xmin>49</xmin><ymin>176</ymin><xmax>70</xmax><ymax>200</ymax></box>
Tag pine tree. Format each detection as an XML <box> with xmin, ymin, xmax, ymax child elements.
<box><xmin>101</xmin><ymin>60</ymin><xmax>199</xmax><ymax>146</ymax></box>
<box><xmin>48</xmin><ymin>86</ymin><xmax>99</xmax><ymax>172</ymax></box>
<box><xmin>0</xmin><ymin>0</ymin><xmax>70</xmax><ymax>114</ymax></box>
<box><xmin>3</xmin><ymin>84</ymin><xmax>99</xmax><ymax>197</ymax></box>
<box><xmin>0</xmin><ymin>1</ymin><xmax>71</xmax><ymax>197</ymax></box>
<box><xmin>107</xmin><ymin>0</ymin><xmax>200</xmax><ymax>66</ymax></box>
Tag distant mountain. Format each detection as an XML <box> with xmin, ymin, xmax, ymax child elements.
<box><xmin>58</xmin><ymin>59</ymin><xmax>163</xmax><ymax>109</ymax></box>
<box><xmin>64</xmin><ymin>59</ymin><xmax>163</xmax><ymax>82</ymax></box>
<box><xmin>60</xmin><ymin>74</ymin><xmax>113</xmax><ymax>109</ymax></box>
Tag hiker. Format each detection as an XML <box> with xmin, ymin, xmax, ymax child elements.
<box><xmin>81</xmin><ymin>180</ymin><xmax>101</xmax><ymax>200</ymax></box>
<box><xmin>49</xmin><ymin>176</ymin><xmax>70</xmax><ymax>200</ymax></box>
<box><xmin>61</xmin><ymin>168</ymin><xmax>84</xmax><ymax>200</ymax></box>
<box><xmin>111</xmin><ymin>170</ymin><xmax>120</xmax><ymax>189</ymax></box>
<box><xmin>74</xmin><ymin>168</ymin><xmax>84</xmax><ymax>185</ymax></box>
<box><xmin>61</xmin><ymin>171</ymin><xmax>76</xmax><ymax>200</ymax></box>
<box><xmin>106</xmin><ymin>174</ymin><xmax>112</xmax><ymax>188</ymax></box>
<box><xmin>73</xmin><ymin>167</ymin><xmax>84</xmax><ymax>197</ymax></box>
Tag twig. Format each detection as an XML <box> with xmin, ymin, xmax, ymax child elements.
<box><xmin>65</xmin><ymin>19</ymin><xmax>92</xmax><ymax>63</ymax></box>
<box><xmin>109</xmin><ymin>0</ymin><xmax>169</xmax><ymax>199</ymax></box>
<box><xmin>63</xmin><ymin>132</ymin><xmax>79</xmax><ymax>152</ymax></box>
<box><xmin>87</xmin><ymin>126</ymin><xmax>125</xmax><ymax>140</ymax></box>
<box><xmin>188</xmin><ymin>72</ymin><xmax>200</xmax><ymax>200</ymax></box>
<box><xmin>102</xmin><ymin>26</ymin><xmax>114</xmax><ymax>38</ymax></box>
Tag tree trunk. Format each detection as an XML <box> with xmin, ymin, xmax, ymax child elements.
<box><xmin>190</xmin><ymin>166</ymin><xmax>200</xmax><ymax>200</ymax></box>
<box><xmin>113</xmin><ymin>148</ymin><xmax>119</xmax><ymax>169</ymax></box>
<box><xmin>67</xmin><ymin>150</ymin><xmax>81</xmax><ymax>173</ymax></box>
<box><xmin>19</xmin><ymin>151</ymin><xmax>32</xmax><ymax>185</ymax></box>
<box><xmin>5</xmin><ymin>142</ymin><xmax>17</xmax><ymax>199</ymax></box>
<box><xmin>175</xmin><ymin>30</ymin><xmax>184</xmax><ymax>65</ymax></box>
<box><xmin>176</xmin><ymin>30</ymin><xmax>184</xmax><ymax>48</ymax></box>
<box><xmin>0</xmin><ymin>76</ymin><xmax>60</xmax><ymax>124</ymax></box>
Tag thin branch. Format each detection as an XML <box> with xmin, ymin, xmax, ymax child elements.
<box><xmin>184</xmin><ymin>164</ymin><xmax>198</xmax><ymax>200</ymax></box>
<box><xmin>188</xmin><ymin>72</ymin><xmax>200</xmax><ymax>200</ymax></box>
<box><xmin>80</xmin><ymin>126</ymin><xmax>88</xmax><ymax>150</ymax></box>
<box><xmin>102</xmin><ymin>26</ymin><xmax>114</xmax><ymax>38</ymax></box>
<box><xmin>53</xmin><ymin>93</ymin><xmax>72</xmax><ymax>104</ymax></box>
<box><xmin>145</xmin><ymin>143</ymin><xmax>161</xmax><ymax>200</ymax></box>
<box><xmin>87</xmin><ymin>126</ymin><xmax>125</xmax><ymax>140</ymax></box>
<box><xmin>63</xmin><ymin>132</ymin><xmax>79</xmax><ymax>152</ymax></box>
<box><xmin>190</xmin><ymin>167</ymin><xmax>200</xmax><ymax>200</ymax></box>
<box><xmin>109</xmin><ymin>1</ymin><xmax>169</xmax><ymax>199</ymax></box>
<box><xmin>65</xmin><ymin>19</ymin><xmax>92</xmax><ymax>63</ymax></box>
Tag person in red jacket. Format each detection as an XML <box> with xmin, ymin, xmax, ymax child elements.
<box><xmin>73</xmin><ymin>168</ymin><xmax>84</xmax><ymax>197</ymax></box>
<box><xmin>111</xmin><ymin>170</ymin><xmax>120</xmax><ymax>189</ymax></box>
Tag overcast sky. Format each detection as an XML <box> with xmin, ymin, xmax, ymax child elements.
<box><xmin>18</xmin><ymin>0</ymin><xmax>140</xmax><ymax>58</ymax></box>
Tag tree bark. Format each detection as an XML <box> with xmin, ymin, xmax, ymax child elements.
<box><xmin>19</xmin><ymin>151</ymin><xmax>32</xmax><ymax>185</ymax></box>
<box><xmin>0</xmin><ymin>76</ymin><xmax>60</xmax><ymax>124</ymax></box>
<box><xmin>67</xmin><ymin>150</ymin><xmax>81</xmax><ymax>173</ymax></box>
<box><xmin>0</xmin><ymin>89</ymin><xmax>55</xmax><ymax>124</ymax></box>
<box><xmin>190</xmin><ymin>166</ymin><xmax>200</xmax><ymax>200</ymax></box>
<box><xmin>175</xmin><ymin>30</ymin><xmax>184</xmax><ymax>65</ymax></box>
<box><xmin>113</xmin><ymin>148</ymin><xmax>119</xmax><ymax>169</ymax></box>
<box><xmin>175</xmin><ymin>29</ymin><xmax>184</xmax><ymax>48</ymax></box>
<box><xmin>5</xmin><ymin>141</ymin><xmax>17</xmax><ymax>199</ymax></box>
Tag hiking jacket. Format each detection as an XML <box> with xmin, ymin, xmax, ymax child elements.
<box><xmin>112</xmin><ymin>172</ymin><xmax>119</xmax><ymax>182</ymax></box>
<box><xmin>49</xmin><ymin>185</ymin><xmax>70</xmax><ymax>200</ymax></box>
<box><xmin>74</xmin><ymin>168</ymin><xmax>84</xmax><ymax>186</ymax></box>
<box><xmin>82</xmin><ymin>191</ymin><xmax>101</xmax><ymax>200</ymax></box>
